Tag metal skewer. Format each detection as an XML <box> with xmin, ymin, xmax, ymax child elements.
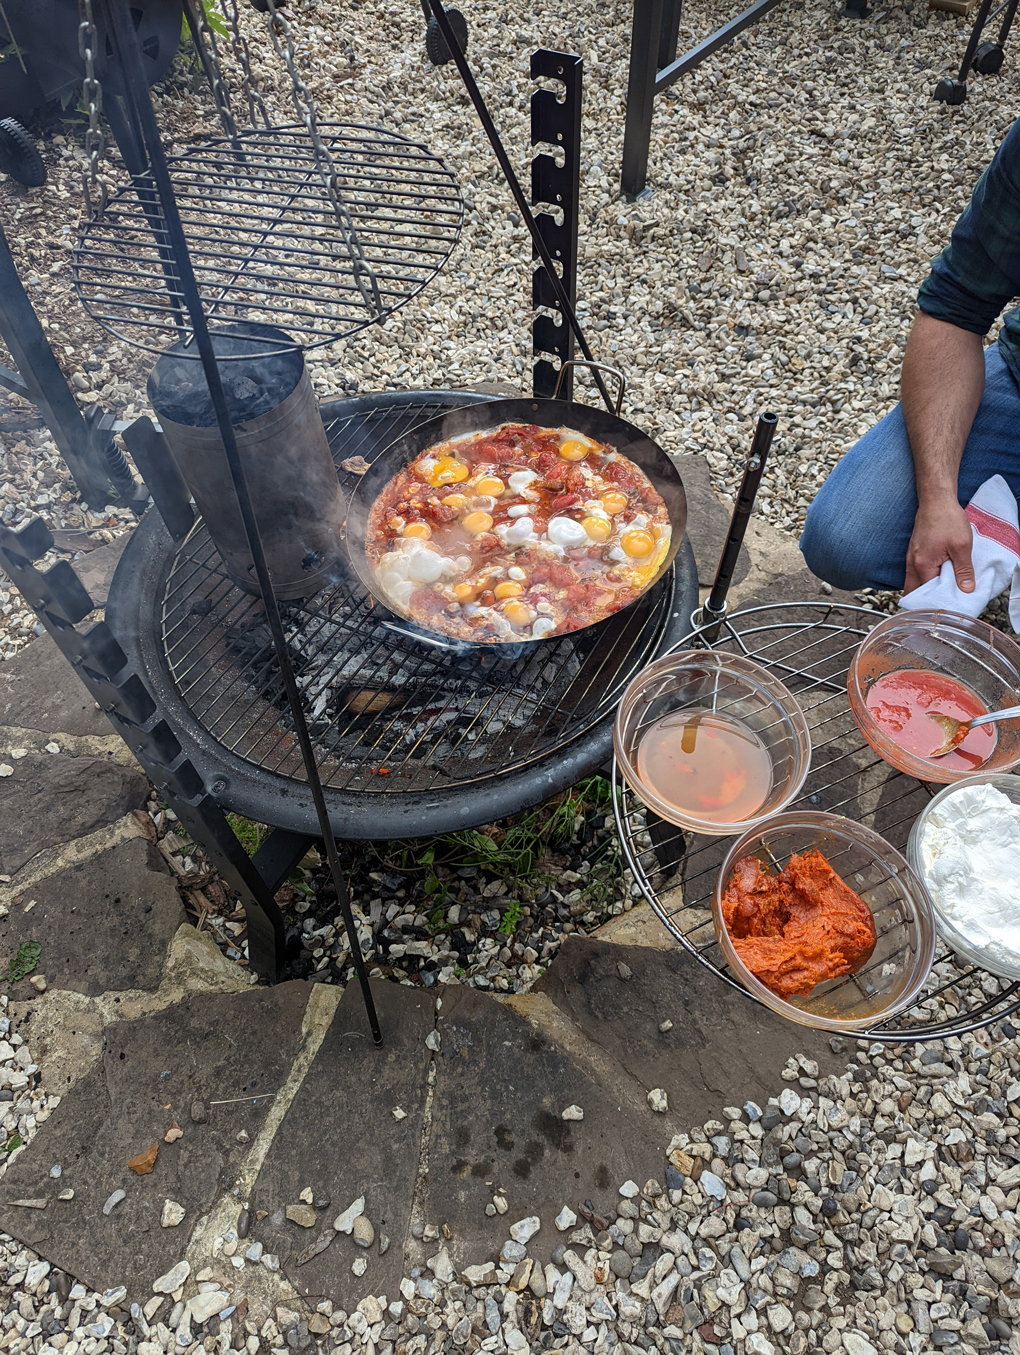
<box><xmin>692</xmin><ymin>411</ymin><xmax>778</xmax><ymax>642</ymax></box>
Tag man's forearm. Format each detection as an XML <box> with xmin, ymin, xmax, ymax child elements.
<box><xmin>900</xmin><ymin>312</ymin><xmax>986</xmax><ymax>505</ymax></box>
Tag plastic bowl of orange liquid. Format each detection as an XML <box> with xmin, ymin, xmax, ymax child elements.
<box><xmin>614</xmin><ymin>650</ymin><xmax>812</xmax><ymax>835</ymax></box>
<box><xmin>713</xmin><ymin>811</ymin><xmax>936</xmax><ymax>1031</ymax></box>
<box><xmin>847</xmin><ymin>609</ymin><xmax>1020</xmax><ymax>784</ymax></box>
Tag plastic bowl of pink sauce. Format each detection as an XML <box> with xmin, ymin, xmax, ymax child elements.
<box><xmin>847</xmin><ymin>609</ymin><xmax>1020</xmax><ymax>784</ymax></box>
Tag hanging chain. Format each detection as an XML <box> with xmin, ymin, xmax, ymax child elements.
<box><xmin>185</xmin><ymin>0</ymin><xmax>239</xmax><ymax>143</ymax></box>
<box><xmin>219</xmin><ymin>0</ymin><xmax>271</xmax><ymax>130</ymax></box>
<box><xmin>262</xmin><ymin>0</ymin><xmax>382</xmax><ymax>317</ymax></box>
<box><xmin>78</xmin><ymin>0</ymin><xmax>107</xmax><ymax>217</ymax></box>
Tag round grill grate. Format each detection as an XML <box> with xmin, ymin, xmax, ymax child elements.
<box><xmin>613</xmin><ymin>601</ymin><xmax>1020</xmax><ymax>1043</ymax></box>
<box><xmin>73</xmin><ymin>123</ymin><xmax>462</xmax><ymax>357</ymax></box>
<box><xmin>158</xmin><ymin>397</ymin><xmax>680</xmax><ymax>795</ymax></box>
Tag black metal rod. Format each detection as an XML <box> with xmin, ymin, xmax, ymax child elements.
<box><xmin>425</xmin><ymin>0</ymin><xmax>615</xmax><ymax>416</ymax></box>
<box><xmin>957</xmin><ymin>0</ymin><xmax>997</xmax><ymax>80</ymax></box>
<box><xmin>706</xmin><ymin>412</ymin><xmax>778</xmax><ymax>617</ymax></box>
<box><xmin>0</xmin><ymin>219</ymin><xmax>115</xmax><ymax>510</ymax></box>
<box><xmin>997</xmin><ymin>0</ymin><xmax>1019</xmax><ymax>46</ymax></box>
<box><xmin>658</xmin><ymin>0</ymin><xmax>683</xmax><ymax>72</ymax></box>
<box><xmin>654</xmin><ymin>0</ymin><xmax>782</xmax><ymax>93</ymax></box>
<box><xmin>99</xmin><ymin>0</ymin><xmax>383</xmax><ymax>1045</ymax></box>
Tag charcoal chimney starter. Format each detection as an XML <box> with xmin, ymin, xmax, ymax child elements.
<box><xmin>147</xmin><ymin>322</ymin><xmax>344</xmax><ymax>600</ymax></box>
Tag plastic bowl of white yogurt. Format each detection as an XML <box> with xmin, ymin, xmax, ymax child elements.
<box><xmin>906</xmin><ymin>774</ymin><xmax>1020</xmax><ymax>980</ymax></box>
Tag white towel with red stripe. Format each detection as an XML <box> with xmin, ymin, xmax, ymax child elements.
<box><xmin>899</xmin><ymin>474</ymin><xmax>1020</xmax><ymax>630</ymax></box>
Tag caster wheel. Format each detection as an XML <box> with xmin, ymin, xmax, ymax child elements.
<box><xmin>934</xmin><ymin>76</ymin><xmax>968</xmax><ymax>103</ymax></box>
<box><xmin>973</xmin><ymin>40</ymin><xmax>1005</xmax><ymax>73</ymax></box>
<box><xmin>425</xmin><ymin>8</ymin><xmax>468</xmax><ymax>64</ymax></box>
<box><xmin>0</xmin><ymin>120</ymin><xmax>46</xmax><ymax>188</ymax></box>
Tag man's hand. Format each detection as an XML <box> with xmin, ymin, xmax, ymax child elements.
<box><xmin>904</xmin><ymin>497</ymin><xmax>975</xmax><ymax>594</ymax></box>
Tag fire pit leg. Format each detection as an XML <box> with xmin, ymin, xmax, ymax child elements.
<box><xmin>162</xmin><ymin>794</ymin><xmax>288</xmax><ymax>981</ymax></box>
<box><xmin>0</xmin><ymin>516</ymin><xmax>289</xmax><ymax>982</ymax></box>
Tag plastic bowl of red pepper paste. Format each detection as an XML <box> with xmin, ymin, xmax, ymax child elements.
<box><xmin>713</xmin><ymin>811</ymin><xmax>936</xmax><ymax>1030</ymax></box>
<box><xmin>848</xmin><ymin>610</ymin><xmax>1020</xmax><ymax>784</ymax></box>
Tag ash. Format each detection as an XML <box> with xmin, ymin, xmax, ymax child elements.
<box><xmin>227</xmin><ymin>598</ymin><xmax>582</xmax><ymax>769</ymax></box>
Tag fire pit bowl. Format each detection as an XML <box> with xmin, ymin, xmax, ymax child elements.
<box><xmin>848</xmin><ymin>609</ymin><xmax>1020</xmax><ymax>784</ymax></box>
<box><xmin>343</xmin><ymin>395</ymin><xmax>688</xmax><ymax>647</ymax></box>
<box><xmin>713</xmin><ymin>811</ymin><xmax>937</xmax><ymax>1031</ymax></box>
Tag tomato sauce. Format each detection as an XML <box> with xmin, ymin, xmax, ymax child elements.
<box><xmin>365</xmin><ymin>423</ymin><xmax>670</xmax><ymax>642</ymax></box>
<box><xmin>864</xmin><ymin>669</ymin><xmax>995</xmax><ymax>771</ymax></box>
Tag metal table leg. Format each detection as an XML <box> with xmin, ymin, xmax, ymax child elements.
<box><xmin>620</xmin><ymin>0</ymin><xmax>781</xmax><ymax>199</ymax></box>
<box><xmin>621</xmin><ymin>0</ymin><xmax>665</xmax><ymax>202</ymax></box>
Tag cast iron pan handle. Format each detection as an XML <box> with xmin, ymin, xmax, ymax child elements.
<box><xmin>553</xmin><ymin>361</ymin><xmax>626</xmax><ymax>416</ymax></box>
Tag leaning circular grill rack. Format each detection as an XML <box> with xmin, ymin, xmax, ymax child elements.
<box><xmin>612</xmin><ymin>601</ymin><xmax>1020</xmax><ymax>1043</ymax></box>
<box><xmin>72</xmin><ymin>123</ymin><xmax>463</xmax><ymax>357</ymax></box>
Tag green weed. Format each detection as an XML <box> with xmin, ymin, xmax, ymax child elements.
<box><xmin>6</xmin><ymin>942</ymin><xmax>40</xmax><ymax>984</ymax></box>
<box><xmin>228</xmin><ymin>814</ymin><xmax>268</xmax><ymax>856</ymax></box>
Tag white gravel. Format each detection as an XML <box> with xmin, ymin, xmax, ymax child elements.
<box><xmin>2</xmin><ymin>0</ymin><xmax>1020</xmax><ymax>1346</ymax></box>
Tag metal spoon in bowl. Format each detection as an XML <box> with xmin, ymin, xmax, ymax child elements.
<box><xmin>928</xmin><ymin>703</ymin><xmax>1020</xmax><ymax>758</ymax></box>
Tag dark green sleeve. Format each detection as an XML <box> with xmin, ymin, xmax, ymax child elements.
<box><xmin>917</xmin><ymin>117</ymin><xmax>1020</xmax><ymax>335</ymax></box>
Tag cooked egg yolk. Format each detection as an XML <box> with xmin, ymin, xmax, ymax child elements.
<box><xmin>621</xmin><ymin>528</ymin><xmax>654</xmax><ymax>558</ymax></box>
<box><xmin>462</xmin><ymin>511</ymin><xmax>494</xmax><ymax>535</ymax></box>
<box><xmin>559</xmin><ymin>439</ymin><xmax>590</xmax><ymax>461</ymax></box>
<box><xmin>442</xmin><ymin>493</ymin><xmax>468</xmax><ymax>509</ymax></box>
<box><xmin>401</xmin><ymin>521</ymin><xmax>431</xmax><ymax>539</ymax></box>
<box><xmin>582</xmin><ymin>516</ymin><xmax>612</xmax><ymax>541</ymax></box>
<box><xmin>494</xmin><ymin>581</ymin><xmax>524</xmax><ymax>598</ymax></box>
<box><xmin>601</xmin><ymin>492</ymin><xmax>628</xmax><ymax>515</ymax></box>
<box><xmin>503</xmin><ymin>600</ymin><xmax>534</xmax><ymax>626</ymax></box>
<box><xmin>453</xmin><ymin>582</ymin><xmax>477</xmax><ymax>602</ymax></box>
<box><xmin>474</xmin><ymin>476</ymin><xmax>505</xmax><ymax>497</ymax></box>
<box><xmin>425</xmin><ymin>456</ymin><xmax>469</xmax><ymax>486</ymax></box>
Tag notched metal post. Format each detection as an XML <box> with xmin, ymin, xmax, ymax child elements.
<box><xmin>531</xmin><ymin>51</ymin><xmax>582</xmax><ymax>401</ymax></box>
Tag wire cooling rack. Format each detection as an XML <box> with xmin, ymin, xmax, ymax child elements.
<box><xmin>612</xmin><ymin>601</ymin><xmax>1020</xmax><ymax>1043</ymax></box>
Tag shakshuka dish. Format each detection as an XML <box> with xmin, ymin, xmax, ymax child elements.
<box><xmin>365</xmin><ymin>422</ymin><xmax>672</xmax><ymax>643</ymax></box>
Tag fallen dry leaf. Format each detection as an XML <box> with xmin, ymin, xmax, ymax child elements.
<box><xmin>164</xmin><ymin>1122</ymin><xmax>184</xmax><ymax>1144</ymax></box>
<box><xmin>129</xmin><ymin>1144</ymin><xmax>159</xmax><ymax>1175</ymax></box>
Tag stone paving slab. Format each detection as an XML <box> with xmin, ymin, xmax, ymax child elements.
<box><xmin>256</xmin><ymin>979</ymin><xmax>435</xmax><ymax>1311</ymax></box>
<box><xmin>426</xmin><ymin>984</ymin><xmax>679</xmax><ymax>1274</ymax></box>
<box><xmin>0</xmin><ymin>751</ymin><xmax>149</xmax><ymax>879</ymax></box>
<box><xmin>0</xmin><ymin>635</ymin><xmax>115</xmax><ymax>741</ymax></box>
<box><xmin>2</xmin><ymin>837</ymin><xmax>186</xmax><ymax>1000</ymax></box>
<box><xmin>534</xmin><ymin>936</ymin><xmax>837</xmax><ymax>1127</ymax></box>
<box><xmin>0</xmin><ymin>982</ymin><xmax>312</xmax><ymax>1301</ymax></box>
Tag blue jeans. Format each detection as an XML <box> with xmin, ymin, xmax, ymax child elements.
<box><xmin>800</xmin><ymin>345</ymin><xmax>1020</xmax><ymax>590</ymax></box>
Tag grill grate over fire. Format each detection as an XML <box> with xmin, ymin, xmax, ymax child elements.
<box><xmin>158</xmin><ymin>398</ymin><xmax>677</xmax><ymax>795</ymax></box>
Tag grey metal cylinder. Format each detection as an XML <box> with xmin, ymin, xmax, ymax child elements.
<box><xmin>147</xmin><ymin>322</ymin><xmax>344</xmax><ymax>601</ymax></box>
